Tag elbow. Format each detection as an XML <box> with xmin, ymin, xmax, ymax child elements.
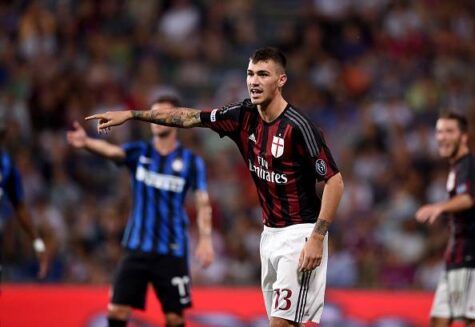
<box><xmin>330</xmin><ymin>172</ymin><xmax>344</xmax><ymax>192</ymax></box>
<box><xmin>330</xmin><ymin>173</ymin><xmax>344</xmax><ymax>199</ymax></box>
<box><xmin>467</xmin><ymin>196</ymin><xmax>474</xmax><ymax>208</ymax></box>
<box><xmin>204</xmin><ymin>205</ymin><xmax>212</xmax><ymax>218</ymax></box>
<box><xmin>198</xmin><ymin>203</ymin><xmax>212</xmax><ymax>219</ymax></box>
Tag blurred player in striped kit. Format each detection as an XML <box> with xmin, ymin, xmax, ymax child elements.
<box><xmin>67</xmin><ymin>94</ymin><xmax>214</xmax><ymax>327</ymax></box>
<box><xmin>0</xmin><ymin>117</ymin><xmax>48</xmax><ymax>283</ymax></box>
<box><xmin>416</xmin><ymin>112</ymin><xmax>475</xmax><ymax>327</ymax></box>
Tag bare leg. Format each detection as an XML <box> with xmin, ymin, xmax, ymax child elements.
<box><xmin>269</xmin><ymin>316</ymin><xmax>303</xmax><ymax>327</ymax></box>
<box><xmin>107</xmin><ymin>303</ymin><xmax>132</xmax><ymax>325</ymax></box>
<box><xmin>430</xmin><ymin>317</ymin><xmax>451</xmax><ymax>327</ymax></box>
<box><xmin>165</xmin><ymin>312</ymin><xmax>185</xmax><ymax>327</ymax></box>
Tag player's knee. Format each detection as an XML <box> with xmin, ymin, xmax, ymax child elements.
<box><xmin>429</xmin><ymin>317</ymin><xmax>451</xmax><ymax>327</ymax></box>
<box><xmin>107</xmin><ymin>303</ymin><xmax>132</xmax><ymax>320</ymax></box>
<box><xmin>269</xmin><ymin>316</ymin><xmax>300</xmax><ymax>327</ymax></box>
<box><xmin>165</xmin><ymin>311</ymin><xmax>185</xmax><ymax>327</ymax></box>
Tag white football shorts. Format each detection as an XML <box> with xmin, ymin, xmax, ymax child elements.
<box><xmin>260</xmin><ymin>223</ymin><xmax>328</xmax><ymax>323</ymax></box>
<box><xmin>430</xmin><ymin>268</ymin><xmax>475</xmax><ymax>320</ymax></box>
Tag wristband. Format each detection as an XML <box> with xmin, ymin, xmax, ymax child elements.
<box><xmin>33</xmin><ymin>238</ymin><xmax>46</xmax><ymax>253</ymax></box>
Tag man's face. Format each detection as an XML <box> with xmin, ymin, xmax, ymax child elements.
<box><xmin>150</xmin><ymin>102</ymin><xmax>175</xmax><ymax>137</ymax></box>
<box><xmin>435</xmin><ymin>118</ymin><xmax>466</xmax><ymax>159</ymax></box>
<box><xmin>247</xmin><ymin>59</ymin><xmax>286</xmax><ymax>105</ymax></box>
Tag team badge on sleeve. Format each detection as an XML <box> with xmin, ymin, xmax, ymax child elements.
<box><xmin>172</xmin><ymin>159</ymin><xmax>184</xmax><ymax>172</ymax></box>
<box><xmin>456</xmin><ymin>183</ymin><xmax>468</xmax><ymax>194</ymax></box>
<box><xmin>315</xmin><ymin>159</ymin><xmax>327</xmax><ymax>176</ymax></box>
<box><xmin>271</xmin><ymin>136</ymin><xmax>284</xmax><ymax>158</ymax></box>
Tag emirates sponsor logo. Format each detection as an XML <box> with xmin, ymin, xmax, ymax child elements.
<box><xmin>248</xmin><ymin>156</ymin><xmax>288</xmax><ymax>184</ymax></box>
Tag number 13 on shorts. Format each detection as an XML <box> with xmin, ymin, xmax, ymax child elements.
<box><xmin>274</xmin><ymin>288</ymin><xmax>293</xmax><ymax>310</ymax></box>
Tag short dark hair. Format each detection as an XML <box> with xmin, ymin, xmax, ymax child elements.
<box><xmin>439</xmin><ymin>111</ymin><xmax>468</xmax><ymax>133</ymax></box>
<box><xmin>151</xmin><ymin>94</ymin><xmax>181</xmax><ymax>107</ymax></box>
<box><xmin>250</xmin><ymin>47</ymin><xmax>287</xmax><ymax>71</ymax></box>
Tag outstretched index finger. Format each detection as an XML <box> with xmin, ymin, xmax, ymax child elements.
<box><xmin>85</xmin><ymin>114</ymin><xmax>102</xmax><ymax>121</ymax></box>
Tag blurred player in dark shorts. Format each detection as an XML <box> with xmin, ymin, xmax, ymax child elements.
<box><xmin>68</xmin><ymin>94</ymin><xmax>214</xmax><ymax>327</ymax></box>
<box><xmin>0</xmin><ymin>117</ymin><xmax>48</xmax><ymax>284</ymax></box>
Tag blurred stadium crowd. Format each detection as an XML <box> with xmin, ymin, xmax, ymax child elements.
<box><xmin>1</xmin><ymin>0</ymin><xmax>474</xmax><ymax>290</ymax></box>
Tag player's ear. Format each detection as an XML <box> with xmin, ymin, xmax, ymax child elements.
<box><xmin>462</xmin><ymin>132</ymin><xmax>469</xmax><ymax>144</ymax></box>
<box><xmin>278</xmin><ymin>73</ymin><xmax>287</xmax><ymax>88</ymax></box>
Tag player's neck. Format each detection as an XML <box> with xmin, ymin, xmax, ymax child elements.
<box><xmin>257</xmin><ymin>96</ymin><xmax>287</xmax><ymax>123</ymax></box>
<box><xmin>450</xmin><ymin>145</ymin><xmax>469</xmax><ymax>164</ymax></box>
<box><xmin>153</xmin><ymin>135</ymin><xmax>178</xmax><ymax>155</ymax></box>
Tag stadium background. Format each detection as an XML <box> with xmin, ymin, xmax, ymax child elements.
<box><xmin>0</xmin><ymin>0</ymin><xmax>474</xmax><ymax>326</ymax></box>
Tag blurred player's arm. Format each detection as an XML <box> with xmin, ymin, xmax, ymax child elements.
<box><xmin>6</xmin><ymin>166</ymin><xmax>48</xmax><ymax>279</ymax></box>
<box><xmin>67</xmin><ymin>121</ymin><xmax>125</xmax><ymax>161</ymax></box>
<box><xmin>416</xmin><ymin>194</ymin><xmax>473</xmax><ymax>224</ymax></box>
<box><xmin>85</xmin><ymin>107</ymin><xmax>203</xmax><ymax>132</ymax></box>
<box><xmin>194</xmin><ymin>190</ymin><xmax>214</xmax><ymax>268</ymax></box>
<box><xmin>14</xmin><ymin>202</ymin><xmax>48</xmax><ymax>278</ymax></box>
<box><xmin>299</xmin><ymin>172</ymin><xmax>344</xmax><ymax>272</ymax></box>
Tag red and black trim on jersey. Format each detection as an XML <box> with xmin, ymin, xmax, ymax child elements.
<box><xmin>445</xmin><ymin>153</ymin><xmax>475</xmax><ymax>270</ymax></box>
<box><xmin>200</xmin><ymin>99</ymin><xmax>339</xmax><ymax>227</ymax></box>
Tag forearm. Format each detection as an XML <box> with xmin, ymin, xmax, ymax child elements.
<box><xmin>131</xmin><ymin>107</ymin><xmax>202</xmax><ymax>128</ymax></box>
<box><xmin>84</xmin><ymin>138</ymin><xmax>125</xmax><ymax>161</ymax></box>
<box><xmin>15</xmin><ymin>203</ymin><xmax>39</xmax><ymax>240</ymax></box>
<box><xmin>312</xmin><ymin>173</ymin><xmax>344</xmax><ymax>238</ymax></box>
<box><xmin>440</xmin><ymin>194</ymin><xmax>474</xmax><ymax>213</ymax></box>
<box><xmin>195</xmin><ymin>191</ymin><xmax>212</xmax><ymax>238</ymax></box>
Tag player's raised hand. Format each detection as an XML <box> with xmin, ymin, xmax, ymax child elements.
<box><xmin>195</xmin><ymin>236</ymin><xmax>214</xmax><ymax>268</ymax></box>
<box><xmin>32</xmin><ymin>238</ymin><xmax>49</xmax><ymax>279</ymax></box>
<box><xmin>36</xmin><ymin>245</ymin><xmax>49</xmax><ymax>279</ymax></box>
<box><xmin>85</xmin><ymin>111</ymin><xmax>132</xmax><ymax>133</ymax></box>
<box><xmin>415</xmin><ymin>204</ymin><xmax>443</xmax><ymax>225</ymax></box>
<box><xmin>298</xmin><ymin>235</ymin><xmax>324</xmax><ymax>272</ymax></box>
<box><xmin>67</xmin><ymin>121</ymin><xmax>88</xmax><ymax>148</ymax></box>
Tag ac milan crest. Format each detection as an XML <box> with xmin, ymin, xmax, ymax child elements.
<box><xmin>271</xmin><ymin>136</ymin><xmax>284</xmax><ymax>158</ymax></box>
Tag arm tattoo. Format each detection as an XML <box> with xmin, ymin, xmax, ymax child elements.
<box><xmin>313</xmin><ymin>219</ymin><xmax>330</xmax><ymax>236</ymax></box>
<box><xmin>132</xmin><ymin>108</ymin><xmax>202</xmax><ymax>128</ymax></box>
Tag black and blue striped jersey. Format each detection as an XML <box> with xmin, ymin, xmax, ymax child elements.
<box><xmin>120</xmin><ymin>141</ymin><xmax>207</xmax><ymax>257</ymax></box>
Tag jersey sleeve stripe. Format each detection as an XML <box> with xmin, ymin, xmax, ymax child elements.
<box><xmin>287</xmin><ymin>108</ymin><xmax>320</xmax><ymax>155</ymax></box>
<box><xmin>285</xmin><ymin>109</ymin><xmax>319</xmax><ymax>156</ymax></box>
<box><xmin>285</xmin><ymin>113</ymin><xmax>314</xmax><ymax>156</ymax></box>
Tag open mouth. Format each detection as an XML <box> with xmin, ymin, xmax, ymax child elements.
<box><xmin>438</xmin><ymin>143</ymin><xmax>452</xmax><ymax>152</ymax></box>
<box><xmin>250</xmin><ymin>88</ymin><xmax>263</xmax><ymax>96</ymax></box>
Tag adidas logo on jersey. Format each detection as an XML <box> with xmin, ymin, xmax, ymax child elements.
<box><xmin>249</xmin><ymin>133</ymin><xmax>256</xmax><ymax>143</ymax></box>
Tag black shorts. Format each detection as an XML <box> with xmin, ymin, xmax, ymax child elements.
<box><xmin>111</xmin><ymin>251</ymin><xmax>192</xmax><ymax>313</ymax></box>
